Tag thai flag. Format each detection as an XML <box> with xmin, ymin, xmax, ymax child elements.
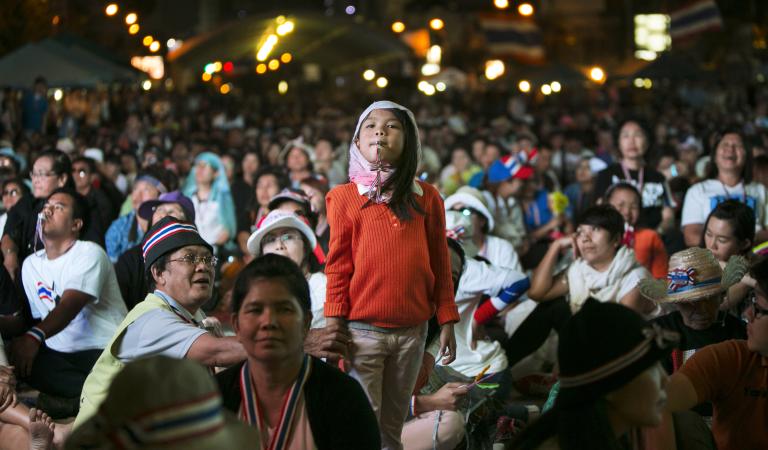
<box><xmin>479</xmin><ymin>16</ymin><xmax>544</xmax><ymax>63</ymax></box>
<box><xmin>670</xmin><ymin>0</ymin><xmax>722</xmax><ymax>41</ymax></box>
<box><xmin>36</xmin><ymin>281</ymin><xmax>55</xmax><ymax>303</ymax></box>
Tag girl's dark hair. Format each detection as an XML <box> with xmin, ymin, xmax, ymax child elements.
<box><xmin>705</xmin><ymin>128</ymin><xmax>753</xmax><ymax>183</ymax></box>
<box><xmin>231</xmin><ymin>253</ymin><xmax>311</xmax><ymax>315</ymax></box>
<box><xmin>363</xmin><ymin>108</ymin><xmax>424</xmax><ymax>221</ymax></box>
<box><xmin>446</xmin><ymin>237</ymin><xmax>466</xmax><ymax>287</ymax></box>
<box><xmin>604</xmin><ymin>181</ymin><xmax>641</xmax><ymax>205</ymax></box>
<box><xmin>35</xmin><ymin>149</ymin><xmax>75</xmax><ymax>190</ymax></box>
<box><xmin>576</xmin><ymin>204</ymin><xmax>625</xmax><ymax>242</ymax></box>
<box><xmin>701</xmin><ymin>199</ymin><xmax>755</xmax><ymax>250</ymax></box>
<box><xmin>513</xmin><ymin>401</ymin><xmax>627</xmax><ymax>450</ymax></box>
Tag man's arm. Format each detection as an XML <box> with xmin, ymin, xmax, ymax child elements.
<box><xmin>185</xmin><ymin>334</ymin><xmax>247</xmax><ymax>367</ymax></box>
<box><xmin>665</xmin><ymin>371</ymin><xmax>700</xmax><ymax>413</ymax></box>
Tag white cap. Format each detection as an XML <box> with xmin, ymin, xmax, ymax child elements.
<box><xmin>246</xmin><ymin>210</ymin><xmax>317</xmax><ymax>256</ymax></box>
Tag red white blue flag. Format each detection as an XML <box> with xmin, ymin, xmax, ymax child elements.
<box><xmin>479</xmin><ymin>16</ymin><xmax>544</xmax><ymax>63</ymax></box>
<box><xmin>670</xmin><ymin>0</ymin><xmax>722</xmax><ymax>41</ymax></box>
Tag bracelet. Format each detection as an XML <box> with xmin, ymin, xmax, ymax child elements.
<box><xmin>25</xmin><ymin>327</ymin><xmax>46</xmax><ymax>343</ymax></box>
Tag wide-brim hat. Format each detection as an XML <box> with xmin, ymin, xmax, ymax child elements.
<box><xmin>444</xmin><ymin>186</ymin><xmax>495</xmax><ymax>232</ymax></box>
<box><xmin>65</xmin><ymin>356</ymin><xmax>259</xmax><ymax>449</ymax></box>
<box><xmin>445</xmin><ymin>210</ymin><xmax>478</xmax><ymax>258</ymax></box>
<box><xmin>638</xmin><ymin>247</ymin><xmax>748</xmax><ymax>304</ymax></box>
<box><xmin>141</xmin><ymin>217</ymin><xmax>212</xmax><ymax>269</ymax></box>
<box><xmin>247</xmin><ymin>209</ymin><xmax>317</xmax><ymax>256</ymax></box>
<box><xmin>138</xmin><ymin>191</ymin><xmax>196</xmax><ymax>223</ymax></box>
<box><xmin>556</xmin><ymin>299</ymin><xmax>678</xmax><ymax>409</ymax></box>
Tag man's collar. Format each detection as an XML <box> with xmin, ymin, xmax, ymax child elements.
<box><xmin>154</xmin><ymin>290</ymin><xmax>206</xmax><ymax>323</ymax></box>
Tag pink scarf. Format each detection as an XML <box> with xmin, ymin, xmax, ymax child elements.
<box><xmin>347</xmin><ymin>100</ymin><xmax>420</xmax><ymax>203</ymax></box>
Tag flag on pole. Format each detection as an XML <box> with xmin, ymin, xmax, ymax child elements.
<box><xmin>479</xmin><ymin>16</ymin><xmax>544</xmax><ymax>64</ymax></box>
<box><xmin>670</xmin><ymin>0</ymin><xmax>722</xmax><ymax>41</ymax></box>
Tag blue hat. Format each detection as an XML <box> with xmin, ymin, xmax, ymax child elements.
<box><xmin>487</xmin><ymin>155</ymin><xmax>534</xmax><ymax>184</ymax></box>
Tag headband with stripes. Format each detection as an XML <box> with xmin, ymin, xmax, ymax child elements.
<box><xmin>142</xmin><ymin>222</ymin><xmax>200</xmax><ymax>260</ymax></box>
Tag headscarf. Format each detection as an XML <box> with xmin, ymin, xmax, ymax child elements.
<box><xmin>347</xmin><ymin>100</ymin><xmax>421</xmax><ymax>203</ymax></box>
<box><xmin>183</xmin><ymin>152</ymin><xmax>237</xmax><ymax>241</ymax></box>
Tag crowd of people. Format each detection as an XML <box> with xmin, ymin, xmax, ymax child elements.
<box><xmin>0</xmin><ymin>74</ymin><xmax>766</xmax><ymax>450</ymax></box>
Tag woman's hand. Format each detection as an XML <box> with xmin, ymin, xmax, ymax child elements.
<box><xmin>438</xmin><ymin>323</ymin><xmax>457</xmax><ymax>365</ymax></box>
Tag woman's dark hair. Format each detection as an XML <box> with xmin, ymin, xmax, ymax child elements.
<box><xmin>576</xmin><ymin>204</ymin><xmax>625</xmax><ymax>243</ymax></box>
<box><xmin>253</xmin><ymin>166</ymin><xmax>290</xmax><ymax>199</ymax></box>
<box><xmin>362</xmin><ymin>108</ymin><xmax>424</xmax><ymax>221</ymax></box>
<box><xmin>49</xmin><ymin>187</ymin><xmax>89</xmax><ymax>235</ymax></box>
<box><xmin>513</xmin><ymin>401</ymin><xmax>628</xmax><ymax>450</ymax></box>
<box><xmin>35</xmin><ymin>149</ymin><xmax>75</xmax><ymax>190</ymax></box>
<box><xmin>705</xmin><ymin>128</ymin><xmax>753</xmax><ymax>183</ymax></box>
<box><xmin>701</xmin><ymin>199</ymin><xmax>755</xmax><ymax>251</ymax></box>
<box><xmin>1</xmin><ymin>177</ymin><xmax>31</xmax><ymax>198</ymax></box>
<box><xmin>71</xmin><ymin>156</ymin><xmax>97</xmax><ymax>174</ymax></box>
<box><xmin>300</xmin><ymin>176</ymin><xmax>330</xmax><ymax>197</ymax></box>
<box><xmin>604</xmin><ymin>181</ymin><xmax>641</xmax><ymax>205</ymax></box>
<box><xmin>231</xmin><ymin>253</ymin><xmax>311</xmax><ymax>315</ymax></box>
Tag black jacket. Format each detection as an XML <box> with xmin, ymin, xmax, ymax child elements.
<box><xmin>217</xmin><ymin>357</ymin><xmax>380</xmax><ymax>450</ymax></box>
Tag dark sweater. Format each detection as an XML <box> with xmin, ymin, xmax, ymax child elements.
<box><xmin>114</xmin><ymin>244</ymin><xmax>147</xmax><ymax>311</ymax></box>
<box><xmin>217</xmin><ymin>357</ymin><xmax>381</xmax><ymax>450</ymax></box>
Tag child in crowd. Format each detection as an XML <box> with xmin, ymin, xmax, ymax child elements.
<box><xmin>324</xmin><ymin>100</ymin><xmax>459</xmax><ymax>449</ymax></box>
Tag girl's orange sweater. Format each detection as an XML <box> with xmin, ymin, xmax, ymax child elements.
<box><xmin>324</xmin><ymin>182</ymin><xmax>460</xmax><ymax>328</ymax></box>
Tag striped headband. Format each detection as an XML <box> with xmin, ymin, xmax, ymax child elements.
<box><xmin>142</xmin><ymin>222</ymin><xmax>200</xmax><ymax>260</ymax></box>
<box><xmin>559</xmin><ymin>324</ymin><xmax>677</xmax><ymax>389</ymax></box>
<box><xmin>136</xmin><ymin>175</ymin><xmax>169</xmax><ymax>194</ymax></box>
<box><xmin>103</xmin><ymin>392</ymin><xmax>225</xmax><ymax>448</ymax></box>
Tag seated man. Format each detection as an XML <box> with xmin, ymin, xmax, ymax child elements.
<box><xmin>75</xmin><ymin>216</ymin><xmax>247</xmax><ymax>427</ymax></box>
<box><xmin>13</xmin><ymin>188</ymin><xmax>127</xmax><ymax>406</ymax></box>
<box><xmin>664</xmin><ymin>256</ymin><xmax>768</xmax><ymax>450</ymax></box>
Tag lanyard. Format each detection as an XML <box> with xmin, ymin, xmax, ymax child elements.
<box><xmin>239</xmin><ymin>356</ymin><xmax>312</xmax><ymax>450</ymax></box>
<box><xmin>720</xmin><ymin>181</ymin><xmax>747</xmax><ymax>203</ymax></box>
<box><xmin>620</xmin><ymin>162</ymin><xmax>644</xmax><ymax>193</ymax></box>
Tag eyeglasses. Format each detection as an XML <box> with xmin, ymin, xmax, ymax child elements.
<box><xmin>168</xmin><ymin>254</ymin><xmax>218</xmax><ymax>267</ymax></box>
<box><xmin>452</xmin><ymin>207</ymin><xmax>480</xmax><ymax>218</ymax></box>
<box><xmin>2</xmin><ymin>188</ymin><xmax>19</xmax><ymax>197</ymax></box>
<box><xmin>262</xmin><ymin>231</ymin><xmax>302</xmax><ymax>248</ymax></box>
<box><xmin>73</xmin><ymin>169</ymin><xmax>90</xmax><ymax>178</ymax></box>
<box><xmin>30</xmin><ymin>171</ymin><xmax>57</xmax><ymax>179</ymax></box>
<box><xmin>748</xmin><ymin>293</ymin><xmax>768</xmax><ymax>320</ymax></box>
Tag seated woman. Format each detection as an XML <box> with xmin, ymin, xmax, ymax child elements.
<box><xmin>246</xmin><ymin>209</ymin><xmax>326</xmax><ymax>329</ymax></box>
<box><xmin>216</xmin><ymin>254</ymin><xmax>380</xmax><ymax>450</ymax></box>
<box><xmin>604</xmin><ymin>182</ymin><xmax>668</xmax><ymax>279</ymax></box>
<box><xmin>503</xmin><ymin>205</ymin><xmax>654</xmax><ymax>369</ymax></box>
<box><xmin>512</xmin><ymin>299</ymin><xmax>677</xmax><ymax>449</ymax></box>
<box><xmin>701</xmin><ymin>199</ymin><xmax>758</xmax><ymax>313</ymax></box>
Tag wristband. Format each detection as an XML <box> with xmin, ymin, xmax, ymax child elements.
<box><xmin>25</xmin><ymin>327</ymin><xmax>46</xmax><ymax>343</ymax></box>
<box><xmin>410</xmin><ymin>395</ymin><xmax>417</xmax><ymax>416</ymax></box>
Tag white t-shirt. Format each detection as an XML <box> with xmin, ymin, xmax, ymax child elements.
<box><xmin>681</xmin><ymin>179</ymin><xmax>768</xmax><ymax>230</ymax></box>
<box><xmin>436</xmin><ymin>258</ymin><xmax>527</xmax><ymax>377</ymax></box>
<box><xmin>192</xmin><ymin>196</ymin><xmax>226</xmax><ymax>246</ymax></box>
<box><xmin>21</xmin><ymin>241</ymin><xmax>127</xmax><ymax>353</ymax></box>
<box><xmin>481</xmin><ymin>235</ymin><xmax>522</xmax><ymax>272</ymax></box>
<box><xmin>308</xmin><ymin>272</ymin><xmax>327</xmax><ymax>329</ymax></box>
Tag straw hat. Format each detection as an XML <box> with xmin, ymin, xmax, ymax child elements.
<box><xmin>66</xmin><ymin>356</ymin><xmax>258</xmax><ymax>449</ymax></box>
<box><xmin>638</xmin><ymin>247</ymin><xmax>748</xmax><ymax>304</ymax></box>
<box><xmin>444</xmin><ymin>186</ymin><xmax>495</xmax><ymax>232</ymax></box>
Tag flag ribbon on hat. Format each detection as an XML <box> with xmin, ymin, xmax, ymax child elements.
<box><xmin>239</xmin><ymin>355</ymin><xmax>312</xmax><ymax>450</ymax></box>
<box><xmin>667</xmin><ymin>268</ymin><xmax>696</xmax><ymax>292</ymax></box>
<box><xmin>446</xmin><ymin>226</ymin><xmax>466</xmax><ymax>243</ymax></box>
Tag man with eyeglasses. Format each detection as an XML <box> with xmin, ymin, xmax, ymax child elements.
<box><xmin>13</xmin><ymin>188</ymin><xmax>127</xmax><ymax>415</ymax></box>
<box><xmin>76</xmin><ymin>216</ymin><xmax>247</xmax><ymax>427</ymax></box>
<box><xmin>662</xmin><ymin>257</ymin><xmax>768</xmax><ymax>450</ymax></box>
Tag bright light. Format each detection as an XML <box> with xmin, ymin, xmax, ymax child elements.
<box><xmin>257</xmin><ymin>34</ymin><xmax>279</xmax><ymax>61</ymax></box>
<box><xmin>128</xmin><ymin>24</ymin><xmax>139</xmax><ymax>34</ymax></box>
<box><xmin>633</xmin><ymin>78</ymin><xmax>644</xmax><ymax>88</ymax></box>
<box><xmin>634</xmin><ymin>14</ymin><xmax>670</xmax><ymax>58</ymax></box>
<box><xmin>166</xmin><ymin>38</ymin><xmax>176</xmax><ymax>48</ymax></box>
<box><xmin>204</xmin><ymin>63</ymin><xmax>216</xmax><ymax>74</ymax></box>
<box><xmin>268</xmin><ymin>59</ymin><xmax>280</xmax><ymax>70</ymax></box>
<box><xmin>643</xmin><ymin>78</ymin><xmax>653</xmax><ymax>89</ymax></box>
<box><xmin>202</xmin><ymin>72</ymin><xmax>212</xmax><ymax>82</ymax></box>
<box><xmin>125</xmin><ymin>13</ymin><xmax>137</xmax><ymax>25</ymax></box>
<box><xmin>142</xmin><ymin>80</ymin><xmax>152</xmax><ymax>91</ymax></box>
<box><xmin>223</xmin><ymin>61</ymin><xmax>234</xmax><ymax>72</ymax></box>
<box><xmin>426</xmin><ymin>45</ymin><xmax>442</xmax><ymax>64</ymax></box>
<box><xmin>276</xmin><ymin>15</ymin><xmax>286</xmax><ymax>24</ymax></box>
<box><xmin>256</xmin><ymin>64</ymin><xmax>267</xmax><ymax>74</ymax></box>
<box><xmin>551</xmin><ymin>81</ymin><xmax>562</xmax><ymax>92</ymax></box>
<box><xmin>280</xmin><ymin>53</ymin><xmax>292</xmax><ymax>63</ymax></box>
<box><xmin>518</xmin><ymin>3</ymin><xmax>534</xmax><ymax>16</ymax></box>
<box><xmin>435</xmin><ymin>81</ymin><xmax>446</xmax><ymax>92</ymax></box>
<box><xmin>421</xmin><ymin>63</ymin><xmax>440</xmax><ymax>76</ymax></box>
<box><xmin>518</xmin><ymin>80</ymin><xmax>531</xmax><ymax>92</ymax></box>
<box><xmin>494</xmin><ymin>0</ymin><xmax>509</xmax><ymax>9</ymax></box>
<box><xmin>376</xmin><ymin>77</ymin><xmax>388</xmax><ymax>88</ymax></box>
<box><xmin>213</xmin><ymin>61</ymin><xmax>223</xmax><ymax>72</ymax></box>
<box><xmin>429</xmin><ymin>18</ymin><xmax>444</xmax><ymax>30</ymax></box>
<box><xmin>149</xmin><ymin>41</ymin><xmax>160</xmax><ymax>52</ymax></box>
<box><xmin>423</xmin><ymin>84</ymin><xmax>436</xmax><ymax>96</ymax></box>
<box><xmin>418</xmin><ymin>81</ymin><xmax>431</xmax><ymax>91</ymax></box>
<box><xmin>220</xmin><ymin>83</ymin><xmax>231</xmax><ymax>95</ymax></box>
<box><xmin>363</xmin><ymin>70</ymin><xmax>376</xmax><ymax>81</ymax></box>
<box><xmin>541</xmin><ymin>84</ymin><xmax>552</xmax><ymax>95</ymax></box>
<box><xmin>142</xmin><ymin>36</ymin><xmax>153</xmax><ymax>46</ymax></box>
<box><xmin>345</xmin><ymin>5</ymin><xmax>356</xmax><ymax>15</ymax></box>
<box><xmin>278</xmin><ymin>81</ymin><xmax>288</xmax><ymax>94</ymax></box>
<box><xmin>131</xmin><ymin>55</ymin><xmax>164</xmax><ymax>79</ymax></box>
<box><xmin>634</xmin><ymin>50</ymin><xmax>658</xmax><ymax>61</ymax></box>
<box><xmin>53</xmin><ymin>89</ymin><xmax>63</xmax><ymax>101</ymax></box>
<box><xmin>276</xmin><ymin>21</ymin><xmax>294</xmax><ymax>36</ymax></box>
<box><xmin>589</xmin><ymin>66</ymin><xmax>606</xmax><ymax>83</ymax></box>
<box><xmin>105</xmin><ymin>4</ymin><xmax>118</xmax><ymax>16</ymax></box>
<box><xmin>392</xmin><ymin>21</ymin><xmax>405</xmax><ymax>33</ymax></box>
<box><xmin>484</xmin><ymin>60</ymin><xmax>505</xmax><ymax>80</ymax></box>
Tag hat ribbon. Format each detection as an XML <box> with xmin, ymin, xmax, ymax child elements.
<box><xmin>445</xmin><ymin>226</ymin><xmax>466</xmax><ymax>243</ymax></box>
<box><xmin>667</xmin><ymin>268</ymin><xmax>696</xmax><ymax>292</ymax></box>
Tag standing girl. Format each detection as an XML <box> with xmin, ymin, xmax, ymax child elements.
<box><xmin>324</xmin><ymin>101</ymin><xmax>459</xmax><ymax>450</ymax></box>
